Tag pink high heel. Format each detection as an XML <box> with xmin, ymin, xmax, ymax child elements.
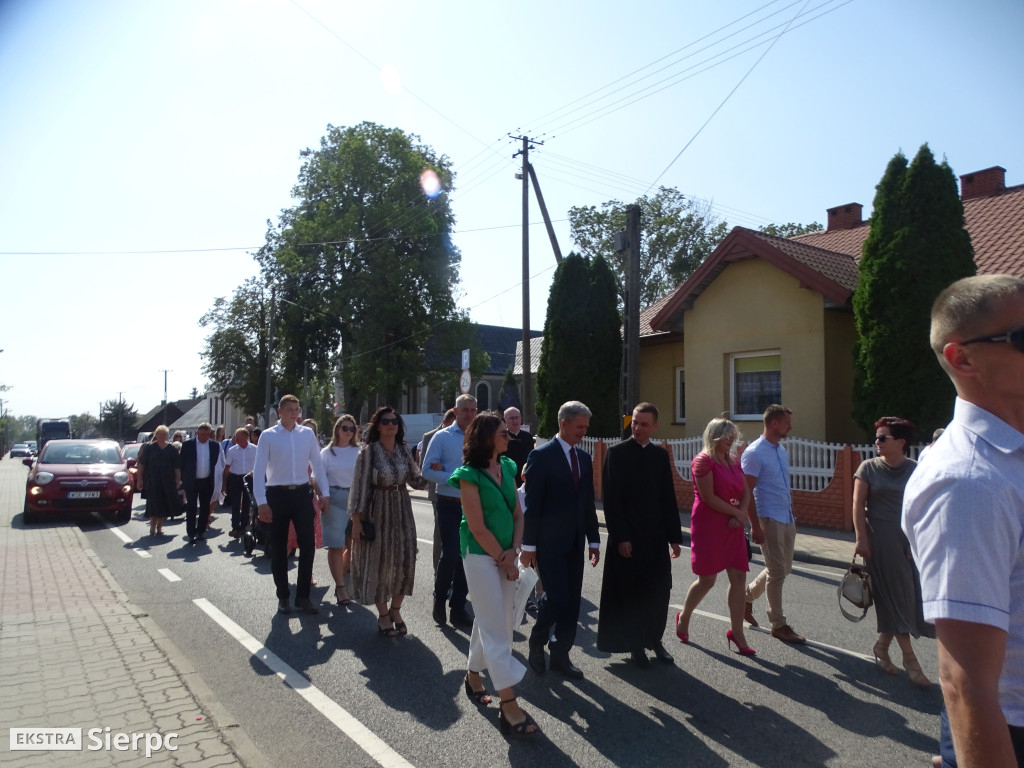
<box><xmin>727</xmin><ymin>629</ymin><xmax>756</xmax><ymax>656</ymax></box>
<box><xmin>675</xmin><ymin>612</ymin><xmax>689</xmax><ymax>644</ymax></box>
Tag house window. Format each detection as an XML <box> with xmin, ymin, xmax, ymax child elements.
<box><xmin>675</xmin><ymin>367</ymin><xmax>686</xmax><ymax>423</ymax></box>
<box><xmin>731</xmin><ymin>352</ymin><xmax>781</xmax><ymax>419</ymax></box>
<box><xmin>475</xmin><ymin>381</ymin><xmax>490</xmax><ymax>411</ymax></box>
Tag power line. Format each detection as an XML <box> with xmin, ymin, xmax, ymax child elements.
<box><xmin>647</xmin><ymin>0</ymin><xmax>815</xmax><ymax>192</ymax></box>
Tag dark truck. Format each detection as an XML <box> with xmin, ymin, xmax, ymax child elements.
<box><xmin>36</xmin><ymin>418</ymin><xmax>73</xmax><ymax>451</ymax></box>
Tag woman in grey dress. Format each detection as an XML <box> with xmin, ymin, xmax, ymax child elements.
<box><xmin>348</xmin><ymin>407</ymin><xmax>429</xmax><ymax>636</ymax></box>
<box><xmin>853</xmin><ymin>416</ymin><xmax>934</xmax><ymax>687</ymax></box>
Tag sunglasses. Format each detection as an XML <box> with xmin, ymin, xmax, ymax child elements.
<box><xmin>874</xmin><ymin>434</ymin><xmax>898</xmax><ymax>443</ymax></box>
<box><xmin>960</xmin><ymin>325</ymin><xmax>1024</xmax><ymax>353</ymax></box>
<box><xmin>379</xmin><ymin>416</ymin><xmax>400</xmax><ymax>426</ymax></box>
<box><xmin>339</xmin><ymin>425</ymin><xmax>356</xmax><ymax>433</ymax></box>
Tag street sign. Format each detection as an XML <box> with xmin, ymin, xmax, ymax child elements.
<box><xmin>459</xmin><ymin>369</ymin><xmax>471</xmax><ymax>395</ymax></box>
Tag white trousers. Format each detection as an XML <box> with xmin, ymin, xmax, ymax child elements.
<box><xmin>463</xmin><ymin>553</ymin><xmax>526</xmax><ymax>691</ymax></box>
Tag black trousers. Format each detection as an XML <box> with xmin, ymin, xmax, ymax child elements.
<box><xmin>185</xmin><ymin>477</ymin><xmax>214</xmax><ymax>538</ymax></box>
<box><xmin>432</xmin><ymin>496</ymin><xmax>468</xmax><ymax>611</ymax></box>
<box><xmin>530</xmin><ymin>542</ymin><xmax>586</xmax><ymax>661</ymax></box>
<box><xmin>267</xmin><ymin>486</ymin><xmax>315</xmax><ymax>601</ymax></box>
<box><xmin>226</xmin><ymin>473</ymin><xmax>250</xmax><ymax>531</ymax></box>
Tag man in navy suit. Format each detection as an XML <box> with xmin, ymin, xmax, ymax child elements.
<box><xmin>179</xmin><ymin>421</ymin><xmax>222</xmax><ymax>544</ymax></box>
<box><xmin>520</xmin><ymin>401</ymin><xmax>601</xmax><ymax>679</ymax></box>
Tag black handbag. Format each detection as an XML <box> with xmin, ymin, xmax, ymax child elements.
<box><xmin>360</xmin><ymin>519</ymin><xmax>376</xmax><ymax>542</ymax></box>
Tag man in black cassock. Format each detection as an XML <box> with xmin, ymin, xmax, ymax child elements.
<box><xmin>597</xmin><ymin>402</ymin><xmax>682</xmax><ymax>668</ymax></box>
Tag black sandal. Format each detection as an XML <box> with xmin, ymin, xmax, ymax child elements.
<box><xmin>463</xmin><ymin>673</ymin><xmax>492</xmax><ymax>706</ymax></box>
<box><xmin>377</xmin><ymin>616</ymin><xmax>398</xmax><ymax>637</ymax></box>
<box><xmin>389</xmin><ymin>608</ymin><xmax>408</xmax><ymax>636</ymax></box>
<box><xmin>335</xmin><ymin>585</ymin><xmax>353</xmax><ymax>606</ymax></box>
<box><xmin>498</xmin><ymin>697</ymin><xmax>539</xmax><ymax>736</ymax></box>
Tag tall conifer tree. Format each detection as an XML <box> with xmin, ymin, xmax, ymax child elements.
<box><xmin>536</xmin><ymin>254</ymin><xmax>622</xmax><ymax>437</ymax></box>
<box><xmin>852</xmin><ymin>145</ymin><xmax>975</xmax><ymax>437</ymax></box>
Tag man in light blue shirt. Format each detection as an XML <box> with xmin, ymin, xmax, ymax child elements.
<box><xmin>742</xmin><ymin>404</ymin><xmax>805</xmax><ymax>644</ymax></box>
<box><xmin>421</xmin><ymin>394</ymin><xmax>477</xmax><ymax>628</ymax></box>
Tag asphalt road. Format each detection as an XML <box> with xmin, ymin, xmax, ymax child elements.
<box><xmin>60</xmin><ymin>491</ymin><xmax>940</xmax><ymax>768</ymax></box>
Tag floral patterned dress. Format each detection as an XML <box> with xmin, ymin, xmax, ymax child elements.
<box><xmin>348</xmin><ymin>441</ymin><xmax>429</xmax><ymax>605</ymax></box>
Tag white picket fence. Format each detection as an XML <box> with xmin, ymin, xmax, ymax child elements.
<box><xmin>580</xmin><ymin>435</ymin><xmax>921</xmax><ymax>493</ymax></box>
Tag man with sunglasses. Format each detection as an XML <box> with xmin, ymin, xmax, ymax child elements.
<box><xmin>903</xmin><ymin>274</ymin><xmax>1024</xmax><ymax>768</ymax></box>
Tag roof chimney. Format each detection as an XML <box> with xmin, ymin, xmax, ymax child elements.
<box><xmin>827</xmin><ymin>203</ymin><xmax>863</xmax><ymax>231</ymax></box>
<box><xmin>960</xmin><ymin>166</ymin><xmax>1006</xmax><ymax>200</ymax></box>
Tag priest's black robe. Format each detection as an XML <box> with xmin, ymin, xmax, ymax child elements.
<box><xmin>596</xmin><ymin>437</ymin><xmax>682</xmax><ymax>652</ymax></box>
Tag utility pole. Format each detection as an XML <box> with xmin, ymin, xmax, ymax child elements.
<box><xmin>512</xmin><ymin>134</ymin><xmax>536</xmax><ymax>431</ymax></box>
<box><xmin>617</xmin><ymin>204</ymin><xmax>642</xmax><ymax>421</ymax></box>
<box><xmin>159</xmin><ymin>369</ymin><xmax>170</xmax><ymax>426</ymax></box>
<box><xmin>117</xmin><ymin>391</ymin><xmax>124</xmax><ymax>443</ymax></box>
<box><xmin>264</xmin><ymin>285</ymin><xmax>276</xmax><ymax>427</ymax></box>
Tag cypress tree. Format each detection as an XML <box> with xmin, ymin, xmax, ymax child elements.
<box><xmin>852</xmin><ymin>145</ymin><xmax>975</xmax><ymax>437</ymax></box>
<box><xmin>536</xmin><ymin>253</ymin><xmax>622</xmax><ymax>437</ymax></box>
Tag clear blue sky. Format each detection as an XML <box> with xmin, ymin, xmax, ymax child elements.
<box><xmin>1</xmin><ymin>0</ymin><xmax>1021</xmax><ymax>420</ymax></box>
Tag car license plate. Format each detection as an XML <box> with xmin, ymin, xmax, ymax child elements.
<box><xmin>68</xmin><ymin>491</ymin><xmax>101</xmax><ymax>499</ymax></box>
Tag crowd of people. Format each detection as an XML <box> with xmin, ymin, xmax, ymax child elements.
<box><xmin>129</xmin><ymin>274</ymin><xmax>1024</xmax><ymax>762</ymax></box>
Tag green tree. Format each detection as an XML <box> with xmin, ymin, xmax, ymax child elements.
<box><xmin>200</xmin><ymin>275</ymin><xmax>274</xmax><ymax>420</ymax></box>
<box><xmin>100</xmin><ymin>399</ymin><xmax>139</xmax><ymax>442</ymax></box>
<box><xmin>256</xmin><ymin>122</ymin><xmax>461</xmax><ymax>410</ymax></box>
<box><xmin>852</xmin><ymin>144</ymin><xmax>975</xmax><ymax>436</ymax></box>
<box><xmin>536</xmin><ymin>254</ymin><xmax>622</xmax><ymax>437</ymax></box>
<box><xmin>68</xmin><ymin>412</ymin><xmax>98</xmax><ymax>439</ymax></box>
<box><xmin>759</xmin><ymin>221</ymin><xmax>823</xmax><ymax>238</ymax></box>
<box><xmin>568</xmin><ymin>187</ymin><xmax>728</xmax><ymax>312</ymax></box>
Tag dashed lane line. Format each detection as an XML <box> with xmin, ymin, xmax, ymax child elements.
<box><xmin>193</xmin><ymin>597</ymin><xmax>416</xmax><ymax>768</ymax></box>
<box><xmin>158</xmin><ymin>568</ymin><xmax>181</xmax><ymax>582</ymax></box>
<box><xmin>103</xmin><ymin>519</ymin><xmax>152</xmax><ymax>558</ymax></box>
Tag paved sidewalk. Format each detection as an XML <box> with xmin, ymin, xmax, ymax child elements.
<box><xmin>0</xmin><ymin>458</ymin><xmax>253</xmax><ymax>767</ymax></box>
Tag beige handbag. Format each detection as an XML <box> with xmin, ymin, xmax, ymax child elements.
<box><xmin>838</xmin><ymin>554</ymin><xmax>873</xmax><ymax>622</ymax></box>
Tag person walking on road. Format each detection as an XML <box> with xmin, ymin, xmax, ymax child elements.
<box><xmin>904</xmin><ymin>275</ymin><xmax>1024</xmax><ymax>768</ymax></box>
<box><xmin>520</xmin><ymin>401</ymin><xmax>601</xmax><ymax>680</ymax></box>
<box><xmin>253</xmin><ymin>395</ymin><xmax>330</xmax><ymax>615</ymax></box>
<box><xmin>743</xmin><ymin>404</ymin><xmax>805</xmax><ymax>644</ymax></box>
<box><xmin>348</xmin><ymin>407</ymin><xmax>429</xmax><ymax>636</ymax></box>
<box><xmin>223</xmin><ymin>427</ymin><xmax>257</xmax><ymax>538</ymax></box>
<box><xmin>421</xmin><ymin>395</ymin><xmax>478</xmax><ymax>629</ymax></box>
<box><xmin>676</xmin><ymin>417</ymin><xmax>756</xmax><ymax>656</ymax></box>
<box><xmin>597</xmin><ymin>402</ymin><xmax>682</xmax><ymax>668</ymax></box>
<box><xmin>853</xmin><ymin>416</ymin><xmax>934</xmax><ymax>686</ymax></box>
<box><xmin>136</xmin><ymin>425</ymin><xmax>180</xmax><ymax>536</ymax></box>
<box><xmin>321</xmin><ymin>414</ymin><xmax>360</xmax><ymax>606</ymax></box>
<box><xmin>179</xmin><ymin>422</ymin><xmax>222</xmax><ymax>544</ymax></box>
<box><xmin>451</xmin><ymin>411</ymin><xmax>539</xmax><ymax>737</ymax></box>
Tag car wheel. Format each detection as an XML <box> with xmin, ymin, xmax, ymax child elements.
<box><xmin>115</xmin><ymin>508</ymin><xmax>131</xmax><ymax>523</ymax></box>
<box><xmin>22</xmin><ymin>503</ymin><xmax>38</xmax><ymax>525</ymax></box>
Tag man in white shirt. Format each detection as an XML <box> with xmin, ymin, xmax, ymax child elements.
<box><xmin>254</xmin><ymin>395</ymin><xmax>330</xmax><ymax>615</ymax></box>
<box><xmin>903</xmin><ymin>275</ymin><xmax>1024</xmax><ymax>768</ymax></box>
<box><xmin>223</xmin><ymin>427</ymin><xmax>257</xmax><ymax>539</ymax></box>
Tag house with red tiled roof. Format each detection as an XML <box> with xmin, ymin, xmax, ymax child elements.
<box><xmin>637</xmin><ymin>165</ymin><xmax>1024</xmax><ymax>444</ymax></box>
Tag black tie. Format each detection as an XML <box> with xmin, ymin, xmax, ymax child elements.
<box><xmin>570</xmin><ymin>447</ymin><xmax>580</xmax><ymax>490</ymax></box>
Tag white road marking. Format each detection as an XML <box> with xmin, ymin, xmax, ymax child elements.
<box><xmin>193</xmin><ymin>598</ymin><xmax>415</xmax><ymax>768</ymax></box>
<box><xmin>669</xmin><ymin>603</ymin><xmax>873</xmax><ymax>662</ymax></box>
<box><xmin>104</xmin><ymin>521</ymin><xmax>153</xmax><ymax>557</ymax></box>
<box><xmin>416</xmin><ymin>538</ymin><xmax>432</xmax><ymax>546</ymax></box>
<box><xmin>158</xmin><ymin>568</ymin><xmax>181</xmax><ymax>582</ymax></box>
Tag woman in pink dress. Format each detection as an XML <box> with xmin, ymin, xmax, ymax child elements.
<box><xmin>675</xmin><ymin>417</ymin><xmax>755</xmax><ymax>655</ymax></box>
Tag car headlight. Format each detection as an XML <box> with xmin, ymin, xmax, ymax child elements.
<box><xmin>113</xmin><ymin>471</ymin><xmax>129</xmax><ymax>485</ymax></box>
<box><xmin>34</xmin><ymin>472</ymin><xmax>54</xmax><ymax>485</ymax></box>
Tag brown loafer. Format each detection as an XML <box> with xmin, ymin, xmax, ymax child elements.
<box><xmin>770</xmin><ymin>624</ymin><xmax>805</xmax><ymax>644</ymax></box>
<box><xmin>743</xmin><ymin>602</ymin><xmax>758</xmax><ymax>627</ymax></box>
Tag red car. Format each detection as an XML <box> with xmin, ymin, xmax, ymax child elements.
<box><xmin>120</xmin><ymin>442</ymin><xmax>144</xmax><ymax>491</ymax></box>
<box><xmin>23</xmin><ymin>439</ymin><xmax>133</xmax><ymax>524</ymax></box>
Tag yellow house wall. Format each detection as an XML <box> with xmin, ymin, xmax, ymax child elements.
<box><xmin>638</xmin><ymin>339</ymin><xmax>686</xmax><ymax>436</ymax></box>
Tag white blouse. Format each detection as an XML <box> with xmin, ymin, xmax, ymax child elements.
<box><xmin>321</xmin><ymin>445</ymin><xmax>360</xmax><ymax>488</ymax></box>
